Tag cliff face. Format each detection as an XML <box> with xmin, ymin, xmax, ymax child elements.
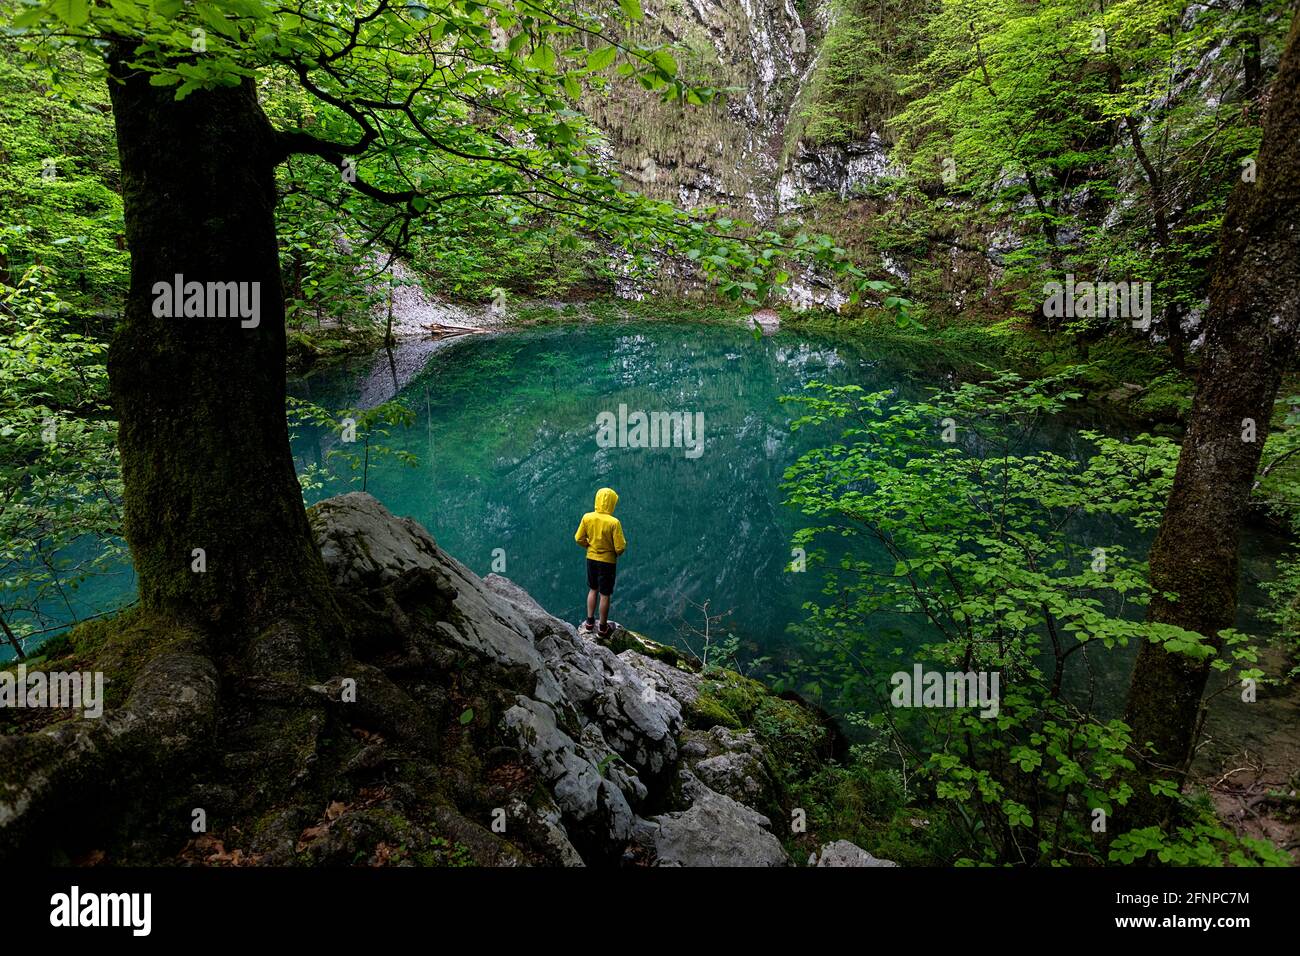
<box><xmin>586</xmin><ymin>0</ymin><xmax>889</xmax><ymax>221</ymax></box>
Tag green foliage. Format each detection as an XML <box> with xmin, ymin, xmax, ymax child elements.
<box><xmin>0</xmin><ymin>270</ymin><xmax>123</xmax><ymax>655</ymax></box>
<box><xmin>1256</xmin><ymin>392</ymin><xmax>1300</xmax><ymax>676</ymax></box>
<box><xmin>779</xmin><ymin>371</ymin><xmax>1273</xmax><ymax>864</ymax></box>
<box><xmin>4</xmin><ymin>0</ymin><xmax>911</xmax><ymax>314</ymax></box>
<box><xmin>275</xmin><ymin>191</ymin><xmax>386</xmax><ymax>333</ymax></box>
<box><xmin>0</xmin><ymin>38</ymin><xmax>127</xmax><ymax>312</ymax></box>
<box><xmin>795</xmin><ymin>0</ymin><xmax>928</xmax><ymax>146</ymax></box>
<box><xmin>408</xmin><ymin>216</ymin><xmax>612</xmax><ymax>301</ymax></box>
<box><xmin>287</xmin><ymin>397</ymin><xmax>418</xmax><ymax>493</ymax></box>
<box><xmin>0</xmin><ymin>0</ymin><xmax>1291</xmax><ymax>869</ymax></box>
<box><xmin>787</xmin><ymin>755</ymin><xmax>968</xmax><ymax>865</ymax></box>
<box><xmin>1110</xmin><ymin>820</ymin><xmax>1291</xmax><ymax>867</ymax></box>
<box><xmin>887</xmin><ymin>0</ymin><xmax>1290</xmax><ymax>348</ymax></box>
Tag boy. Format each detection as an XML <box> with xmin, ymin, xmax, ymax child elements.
<box><xmin>574</xmin><ymin>487</ymin><xmax>626</xmax><ymax>637</ymax></box>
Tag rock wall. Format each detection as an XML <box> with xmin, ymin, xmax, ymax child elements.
<box><xmin>585</xmin><ymin>0</ymin><xmax>888</xmax><ymax>222</ymax></box>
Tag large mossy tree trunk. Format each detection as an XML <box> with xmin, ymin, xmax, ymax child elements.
<box><xmin>107</xmin><ymin>48</ymin><xmax>339</xmax><ymax>671</ymax></box>
<box><xmin>1122</xmin><ymin>11</ymin><xmax>1300</xmax><ymax>827</ymax></box>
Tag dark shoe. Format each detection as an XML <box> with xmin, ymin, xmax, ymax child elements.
<box><xmin>597</xmin><ymin>622</ymin><xmax>616</xmax><ymax>638</ymax></box>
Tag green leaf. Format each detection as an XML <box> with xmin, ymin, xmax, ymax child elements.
<box><xmin>588</xmin><ymin>45</ymin><xmax>617</xmax><ymax>71</ymax></box>
<box><xmin>527</xmin><ymin>43</ymin><xmax>557</xmax><ymax>72</ymax></box>
<box><xmin>150</xmin><ymin>0</ymin><xmax>183</xmax><ymax>18</ymax></box>
<box><xmin>458</xmin><ymin>707</ymin><xmax>474</xmax><ymax>725</ymax></box>
<box><xmin>50</xmin><ymin>0</ymin><xmax>89</xmax><ymax>26</ymax></box>
<box><xmin>10</xmin><ymin>5</ymin><xmax>48</xmax><ymax>28</ymax></box>
<box><xmin>619</xmin><ymin>0</ymin><xmax>643</xmax><ymax>21</ymax></box>
<box><xmin>650</xmin><ymin>49</ymin><xmax>677</xmax><ymax>77</ymax></box>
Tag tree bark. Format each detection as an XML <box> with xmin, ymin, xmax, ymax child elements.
<box><xmin>1122</xmin><ymin>11</ymin><xmax>1300</xmax><ymax>826</ymax></box>
<box><xmin>106</xmin><ymin>49</ymin><xmax>339</xmax><ymax>669</ymax></box>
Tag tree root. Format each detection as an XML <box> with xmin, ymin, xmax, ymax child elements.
<box><xmin>0</xmin><ymin>639</ymin><xmax>219</xmax><ymax>862</ymax></box>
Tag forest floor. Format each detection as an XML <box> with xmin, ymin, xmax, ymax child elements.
<box><xmin>1197</xmin><ymin>647</ymin><xmax>1300</xmax><ymax>862</ymax></box>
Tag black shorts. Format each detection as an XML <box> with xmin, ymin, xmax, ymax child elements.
<box><xmin>586</xmin><ymin>558</ymin><xmax>617</xmax><ymax>596</ymax></box>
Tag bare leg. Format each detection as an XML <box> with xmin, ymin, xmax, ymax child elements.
<box><xmin>598</xmin><ymin>594</ymin><xmax>611</xmax><ymax>628</ymax></box>
<box><xmin>586</xmin><ymin>589</ymin><xmax>597</xmax><ymax>621</ymax></box>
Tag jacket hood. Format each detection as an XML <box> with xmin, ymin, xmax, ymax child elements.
<box><xmin>594</xmin><ymin>487</ymin><xmax>618</xmax><ymax>514</ymax></box>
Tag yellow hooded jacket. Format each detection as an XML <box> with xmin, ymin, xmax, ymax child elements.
<box><xmin>575</xmin><ymin>487</ymin><xmax>627</xmax><ymax>564</ymax></box>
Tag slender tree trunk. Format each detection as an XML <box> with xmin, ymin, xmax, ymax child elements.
<box><xmin>107</xmin><ymin>49</ymin><xmax>339</xmax><ymax>668</ymax></box>
<box><xmin>1121</xmin><ymin>114</ymin><xmax>1187</xmax><ymax>369</ymax></box>
<box><xmin>1241</xmin><ymin>0</ymin><xmax>1263</xmax><ymax>99</ymax></box>
<box><xmin>1122</xmin><ymin>11</ymin><xmax>1300</xmax><ymax>827</ymax></box>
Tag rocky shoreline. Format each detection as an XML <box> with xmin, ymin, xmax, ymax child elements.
<box><xmin>307</xmin><ymin>491</ymin><xmax>895</xmax><ymax>866</ymax></box>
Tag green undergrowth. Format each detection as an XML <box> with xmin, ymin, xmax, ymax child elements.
<box><xmin>699</xmin><ymin>666</ymin><xmax>964</xmax><ymax>865</ymax></box>
<box><xmin>506</xmin><ymin>298</ymin><xmax>749</xmax><ymax>328</ymax></box>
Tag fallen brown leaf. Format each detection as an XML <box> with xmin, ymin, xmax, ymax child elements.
<box><xmin>296</xmin><ymin>823</ymin><xmax>330</xmax><ymax>852</ymax></box>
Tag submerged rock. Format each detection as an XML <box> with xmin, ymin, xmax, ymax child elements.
<box><xmin>1103</xmin><ymin>382</ymin><xmax>1145</xmax><ymax>404</ymax></box>
<box><xmin>747</xmin><ymin>309</ymin><xmax>781</xmax><ymax>336</ymax></box>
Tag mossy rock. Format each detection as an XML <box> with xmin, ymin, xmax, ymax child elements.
<box><xmin>600</xmin><ymin>626</ymin><xmax>699</xmax><ymax>670</ymax></box>
<box><xmin>687</xmin><ymin>690</ymin><xmax>744</xmax><ymax>730</ymax></box>
<box><xmin>687</xmin><ymin>669</ymin><xmax>835</xmax><ymax>765</ymax></box>
<box><xmin>694</xmin><ymin>668</ymin><xmax>768</xmax><ymax>727</ymax></box>
<box><xmin>1129</xmin><ymin>372</ymin><xmax>1193</xmax><ymax>422</ymax></box>
<box><xmin>286</xmin><ymin>324</ymin><xmax>387</xmax><ymax>372</ymax></box>
<box><xmin>2</xmin><ymin>608</ymin><xmax>202</xmax><ymax>717</ymax></box>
